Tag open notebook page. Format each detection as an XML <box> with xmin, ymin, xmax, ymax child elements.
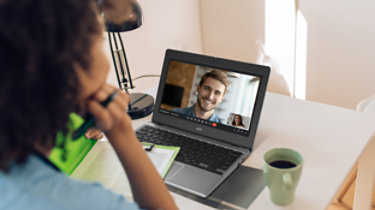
<box><xmin>70</xmin><ymin>140</ymin><xmax>179</xmax><ymax>201</ymax></box>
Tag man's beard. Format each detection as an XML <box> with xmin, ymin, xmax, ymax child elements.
<box><xmin>197</xmin><ymin>96</ymin><xmax>215</xmax><ymax>112</ymax></box>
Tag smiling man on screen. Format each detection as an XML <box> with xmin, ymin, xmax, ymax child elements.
<box><xmin>172</xmin><ymin>70</ymin><xmax>229</xmax><ymax>124</ymax></box>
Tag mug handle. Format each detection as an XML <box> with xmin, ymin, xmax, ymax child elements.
<box><xmin>283</xmin><ymin>173</ymin><xmax>293</xmax><ymax>191</ymax></box>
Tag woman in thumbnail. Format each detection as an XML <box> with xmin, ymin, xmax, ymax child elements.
<box><xmin>232</xmin><ymin>114</ymin><xmax>246</xmax><ymax>129</ymax></box>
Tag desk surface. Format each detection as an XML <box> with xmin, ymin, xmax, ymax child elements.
<box><xmin>244</xmin><ymin>92</ymin><xmax>375</xmax><ymax>210</ymax></box>
<box><xmin>73</xmin><ymin>89</ymin><xmax>375</xmax><ymax>210</ymax></box>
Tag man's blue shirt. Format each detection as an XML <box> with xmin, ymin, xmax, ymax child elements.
<box><xmin>172</xmin><ymin>104</ymin><xmax>222</xmax><ymax>123</ymax></box>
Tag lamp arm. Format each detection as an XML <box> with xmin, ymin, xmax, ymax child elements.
<box><xmin>117</xmin><ymin>32</ymin><xmax>134</xmax><ymax>89</ymax></box>
<box><xmin>108</xmin><ymin>32</ymin><xmax>123</xmax><ymax>90</ymax></box>
<box><xmin>108</xmin><ymin>31</ymin><xmax>133</xmax><ymax>92</ymax></box>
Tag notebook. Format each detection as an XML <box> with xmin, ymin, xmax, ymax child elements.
<box><xmin>49</xmin><ymin>113</ymin><xmax>97</xmax><ymax>175</ymax></box>
<box><xmin>141</xmin><ymin>143</ymin><xmax>180</xmax><ymax>178</ymax></box>
<box><xmin>135</xmin><ymin>49</ymin><xmax>270</xmax><ymax>197</ymax></box>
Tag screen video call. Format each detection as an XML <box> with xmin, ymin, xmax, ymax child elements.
<box><xmin>159</xmin><ymin>60</ymin><xmax>261</xmax><ymax>136</ymax></box>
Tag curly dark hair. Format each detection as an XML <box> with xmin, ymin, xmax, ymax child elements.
<box><xmin>0</xmin><ymin>0</ymin><xmax>102</xmax><ymax>170</ymax></box>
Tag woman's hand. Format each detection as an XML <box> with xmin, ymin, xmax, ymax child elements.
<box><xmin>85</xmin><ymin>84</ymin><xmax>131</xmax><ymax>136</ymax></box>
<box><xmin>84</xmin><ymin>84</ymin><xmax>177</xmax><ymax>210</ymax></box>
<box><xmin>84</xmin><ymin>128</ymin><xmax>104</xmax><ymax>140</ymax></box>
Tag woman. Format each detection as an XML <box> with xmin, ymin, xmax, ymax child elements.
<box><xmin>0</xmin><ymin>0</ymin><xmax>177</xmax><ymax>209</ymax></box>
<box><xmin>231</xmin><ymin>114</ymin><xmax>246</xmax><ymax>129</ymax></box>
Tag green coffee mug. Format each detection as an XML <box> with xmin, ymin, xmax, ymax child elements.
<box><xmin>262</xmin><ymin>148</ymin><xmax>303</xmax><ymax>205</ymax></box>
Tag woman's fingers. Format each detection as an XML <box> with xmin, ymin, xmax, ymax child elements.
<box><xmin>86</xmin><ymin>84</ymin><xmax>130</xmax><ymax>131</ymax></box>
<box><xmin>107</xmin><ymin>90</ymin><xmax>129</xmax><ymax>115</ymax></box>
<box><xmin>92</xmin><ymin>85</ymin><xmax>118</xmax><ymax>102</ymax></box>
<box><xmin>92</xmin><ymin>85</ymin><xmax>129</xmax><ymax>111</ymax></box>
<box><xmin>87</xmin><ymin>99</ymin><xmax>113</xmax><ymax>131</ymax></box>
<box><xmin>85</xmin><ymin>128</ymin><xmax>104</xmax><ymax>140</ymax></box>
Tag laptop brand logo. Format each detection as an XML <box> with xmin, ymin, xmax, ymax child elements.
<box><xmin>195</xmin><ymin>127</ymin><xmax>203</xmax><ymax>131</ymax></box>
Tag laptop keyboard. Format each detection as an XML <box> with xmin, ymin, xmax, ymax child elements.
<box><xmin>136</xmin><ymin>125</ymin><xmax>242</xmax><ymax>175</ymax></box>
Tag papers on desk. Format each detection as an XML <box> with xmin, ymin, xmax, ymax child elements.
<box><xmin>142</xmin><ymin>143</ymin><xmax>180</xmax><ymax>178</ymax></box>
<box><xmin>70</xmin><ymin>141</ymin><xmax>180</xmax><ymax>201</ymax></box>
<box><xmin>70</xmin><ymin>141</ymin><xmax>133</xmax><ymax>200</ymax></box>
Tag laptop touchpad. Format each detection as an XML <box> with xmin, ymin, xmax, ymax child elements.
<box><xmin>165</xmin><ymin>162</ymin><xmax>184</xmax><ymax>179</ymax></box>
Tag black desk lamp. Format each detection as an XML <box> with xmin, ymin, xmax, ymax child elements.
<box><xmin>98</xmin><ymin>0</ymin><xmax>154</xmax><ymax>119</ymax></box>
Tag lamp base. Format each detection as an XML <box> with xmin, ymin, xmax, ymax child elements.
<box><xmin>127</xmin><ymin>93</ymin><xmax>154</xmax><ymax>119</ymax></box>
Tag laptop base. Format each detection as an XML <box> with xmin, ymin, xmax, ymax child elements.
<box><xmin>167</xmin><ymin>166</ymin><xmax>266</xmax><ymax>209</ymax></box>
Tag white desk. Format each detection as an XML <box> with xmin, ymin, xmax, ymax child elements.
<box><xmin>72</xmin><ymin>90</ymin><xmax>375</xmax><ymax>210</ymax></box>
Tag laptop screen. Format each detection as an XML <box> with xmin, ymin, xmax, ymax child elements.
<box><xmin>153</xmin><ymin>49</ymin><xmax>269</xmax><ymax>149</ymax></box>
<box><xmin>159</xmin><ymin>60</ymin><xmax>261</xmax><ymax>137</ymax></box>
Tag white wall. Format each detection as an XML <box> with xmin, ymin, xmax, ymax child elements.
<box><xmin>105</xmin><ymin>0</ymin><xmax>202</xmax><ymax>92</ymax></box>
<box><xmin>199</xmin><ymin>0</ymin><xmax>375</xmax><ymax>109</ymax></box>
<box><xmin>199</xmin><ymin>0</ymin><xmax>265</xmax><ymax>62</ymax></box>
<box><xmin>103</xmin><ymin>0</ymin><xmax>375</xmax><ymax>109</ymax></box>
<box><xmin>299</xmin><ymin>0</ymin><xmax>375</xmax><ymax>109</ymax></box>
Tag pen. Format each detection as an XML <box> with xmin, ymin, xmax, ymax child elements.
<box><xmin>72</xmin><ymin>90</ymin><xmax>120</xmax><ymax>140</ymax></box>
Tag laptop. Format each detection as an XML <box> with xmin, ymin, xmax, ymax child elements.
<box><xmin>135</xmin><ymin>49</ymin><xmax>270</xmax><ymax>197</ymax></box>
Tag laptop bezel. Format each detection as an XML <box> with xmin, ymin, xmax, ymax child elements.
<box><xmin>152</xmin><ymin>49</ymin><xmax>270</xmax><ymax>149</ymax></box>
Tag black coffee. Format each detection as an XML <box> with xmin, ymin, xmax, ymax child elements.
<box><xmin>269</xmin><ymin>160</ymin><xmax>296</xmax><ymax>169</ymax></box>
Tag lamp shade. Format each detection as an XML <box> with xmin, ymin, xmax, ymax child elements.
<box><xmin>98</xmin><ymin>0</ymin><xmax>143</xmax><ymax>32</ymax></box>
